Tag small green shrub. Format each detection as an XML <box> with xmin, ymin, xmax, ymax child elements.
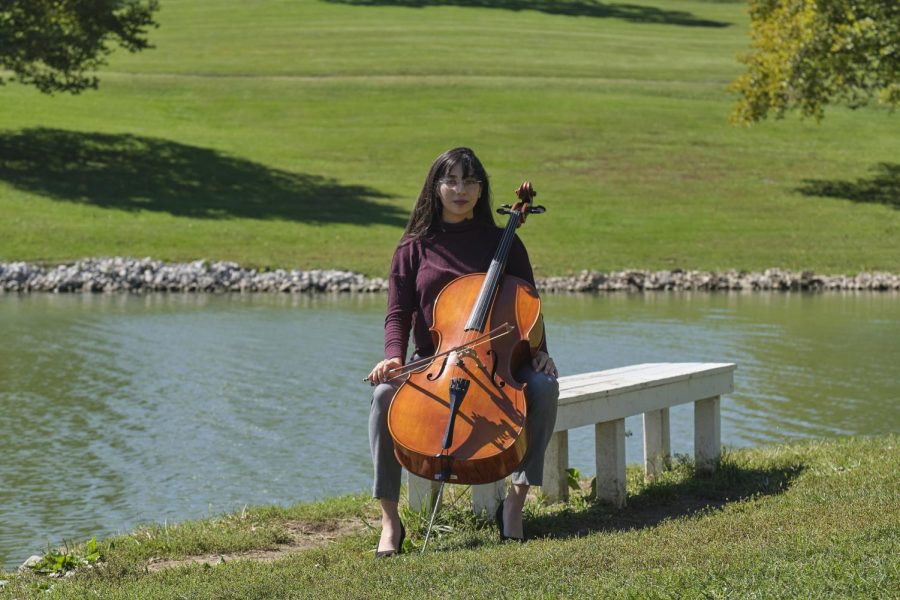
<box><xmin>30</xmin><ymin>537</ymin><xmax>101</xmax><ymax>576</ymax></box>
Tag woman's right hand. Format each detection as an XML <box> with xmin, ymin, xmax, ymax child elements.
<box><xmin>367</xmin><ymin>357</ymin><xmax>404</xmax><ymax>385</ymax></box>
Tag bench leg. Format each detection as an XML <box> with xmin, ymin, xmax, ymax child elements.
<box><xmin>595</xmin><ymin>419</ymin><xmax>627</xmax><ymax>508</ymax></box>
<box><xmin>408</xmin><ymin>473</ymin><xmax>439</xmax><ymax>513</ymax></box>
<box><xmin>643</xmin><ymin>408</ymin><xmax>671</xmax><ymax>482</ymax></box>
<box><xmin>542</xmin><ymin>430</ymin><xmax>569</xmax><ymax>503</ymax></box>
<box><xmin>472</xmin><ymin>481</ymin><xmax>506</xmax><ymax>516</ymax></box>
<box><xmin>694</xmin><ymin>396</ymin><xmax>721</xmax><ymax>474</ymax></box>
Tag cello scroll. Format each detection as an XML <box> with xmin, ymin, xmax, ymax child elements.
<box><xmin>496</xmin><ymin>180</ymin><xmax>546</xmax><ymax>223</ymax></box>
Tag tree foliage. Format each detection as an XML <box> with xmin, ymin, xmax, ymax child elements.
<box><xmin>0</xmin><ymin>0</ymin><xmax>159</xmax><ymax>94</ymax></box>
<box><xmin>731</xmin><ymin>0</ymin><xmax>899</xmax><ymax>123</ymax></box>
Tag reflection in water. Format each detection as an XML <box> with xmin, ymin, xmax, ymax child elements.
<box><xmin>1</xmin><ymin>292</ymin><xmax>898</xmax><ymax>569</ymax></box>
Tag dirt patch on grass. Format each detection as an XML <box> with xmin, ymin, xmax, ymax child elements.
<box><xmin>144</xmin><ymin>519</ymin><xmax>364</xmax><ymax>573</ymax></box>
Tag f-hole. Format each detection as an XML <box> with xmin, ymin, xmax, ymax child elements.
<box><xmin>427</xmin><ymin>354</ymin><xmax>449</xmax><ymax>381</ymax></box>
<box><xmin>486</xmin><ymin>349</ymin><xmax>505</xmax><ymax>389</ymax></box>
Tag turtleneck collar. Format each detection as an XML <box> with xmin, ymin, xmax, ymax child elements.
<box><xmin>438</xmin><ymin>216</ymin><xmax>486</xmax><ymax>233</ymax></box>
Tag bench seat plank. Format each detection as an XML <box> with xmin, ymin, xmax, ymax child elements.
<box><xmin>559</xmin><ymin>362</ymin><xmax>735</xmax><ymax>397</ymax></box>
<box><xmin>555</xmin><ymin>363</ymin><xmax>735</xmax><ymax>432</ymax></box>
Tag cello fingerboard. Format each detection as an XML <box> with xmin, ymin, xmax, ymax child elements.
<box><xmin>464</xmin><ymin>207</ymin><xmax>521</xmax><ymax>332</ymax></box>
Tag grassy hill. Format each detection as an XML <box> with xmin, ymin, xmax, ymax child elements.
<box><xmin>0</xmin><ymin>0</ymin><xmax>897</xmax><ymax>276</ymax></box>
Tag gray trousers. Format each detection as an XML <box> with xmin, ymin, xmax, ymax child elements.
<box><xmin>369</xmin><ymin>364</ymin><xmax>559</xmax><ymax>501</ymax></box>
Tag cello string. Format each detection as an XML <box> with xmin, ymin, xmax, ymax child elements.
<box><xmin>440</xmin><ymin>195</ymin><xmax>530</xmax><ymax>463</ymax></box>
<box><xmin>459</xmin><ymin>200</ymin><xmax>522</xmax><ymax>380</ymax></box>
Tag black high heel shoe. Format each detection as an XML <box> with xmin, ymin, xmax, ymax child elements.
<box><xmin>495</xmin><ymin>501</ymin><xmax>525</xmax><ymax>543</ymax></box>
<box><xmin>375</xmin><ymin>523</ymin><xmax>405</xmax><ymax>558</ymax></box>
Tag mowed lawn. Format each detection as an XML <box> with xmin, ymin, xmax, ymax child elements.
<box><xmin>0</xmin><ymin>0</ymin><xmax>897</xmax><ymax>276</ymax></box>
<box><xmin>2</xmin><ymin>436</ymin><xmax>897</xmax><ymax>598</ymax></box>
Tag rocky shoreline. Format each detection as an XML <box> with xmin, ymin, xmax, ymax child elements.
<box><xmin>1</xmin><ymin>258</ymin><xmax>898</xmax><ymax>293</ymax></box>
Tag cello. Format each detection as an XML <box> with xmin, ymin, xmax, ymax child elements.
<box><xmin>384</xmin><ymin>181</ymin><xmax>546</xmax><ymax>544</ymax></box>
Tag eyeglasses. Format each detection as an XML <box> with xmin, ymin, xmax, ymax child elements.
<box><xmin>438</xmin><ymin>177</ymin><xmax>482</xmax><ymax>190</ymax></box>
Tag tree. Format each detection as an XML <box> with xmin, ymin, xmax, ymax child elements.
<box><xmin>730</xmin><ymin>0</ymin><xmax>899</xmax><ymax>123</ymax></box>
<box><xmin>0</xmin><ymin>0</ymin><xmax>159</xmax><ymax>94</ymax></box>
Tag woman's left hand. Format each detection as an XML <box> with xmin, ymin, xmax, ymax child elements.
<box><xmin>532</xmin><ymin>350</ymin><xmax>558</xmax><ymax>377</ymax></box>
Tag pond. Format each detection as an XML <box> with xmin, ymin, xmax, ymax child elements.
<box><xmin>1</xmin><ymin>292</ymin><xmax>898</xmax><ymax>570</ymax></box>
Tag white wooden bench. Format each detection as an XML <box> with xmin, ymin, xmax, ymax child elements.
<box><xmin>408</xmin><ymin>362</ymin><xmax>736</xmax><ymax>514</ymax></box>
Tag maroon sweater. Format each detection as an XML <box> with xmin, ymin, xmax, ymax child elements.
<box><xmin>384</xmin><ymin>217</ymin><xmax>546</xmax><ymax>361</ymax></box>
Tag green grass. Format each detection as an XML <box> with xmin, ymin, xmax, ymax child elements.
<box><xmin>1</xmin><ymin>435</ymin><xmax>896</xmax><ymax>598</ymax></box>
<box><xmin>1</xmin><ymin>0</ymin><xmax>898</xmax><ymax>275</ymax></box>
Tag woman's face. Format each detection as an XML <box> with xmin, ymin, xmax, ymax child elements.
<box><xmin>438</xmin><ymin>164</ymin><xmax>482</xmax><ymax>223</ymax></box>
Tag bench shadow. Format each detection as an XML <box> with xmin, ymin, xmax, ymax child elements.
<box><xmin>0</xmin><ymin>128</ymin><xmax>405</xmax><ymax>225</ymax></box>
<box><xmin>528</xmin><ymin>459</ymin><xmax>805</xmax><ymax>540</ymax></box>
<box><xmin>795</xmin><ymin>163</ymin><xmax>900</xmax><ymax>210</ymax></box>
<box><xmin>322</xmin><ymin>0</ymin><xmax>730</xmax><ymax>27</ymax></box>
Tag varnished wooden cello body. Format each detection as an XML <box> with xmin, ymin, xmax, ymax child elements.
<box><xmin>387</xmin><ymin>182</ymin><xmax>546</xmax><ymax>486</ymax></box>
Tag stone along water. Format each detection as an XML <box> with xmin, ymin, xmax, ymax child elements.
<box><xmin>1</xmin><ymin>292</ymin><xmax>898</xmax><ymax>570</ymax></box>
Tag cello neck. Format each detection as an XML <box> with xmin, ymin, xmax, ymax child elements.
<box><xmin>463</xmin><ymin>206</ymin><xmax>522</xmax><ymax>332</ymax></box>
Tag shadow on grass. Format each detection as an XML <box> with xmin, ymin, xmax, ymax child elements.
<box><xmin>528</xmin><ymin>458</ymin><xmax>805</xmax><ymax>540</ymax></box>
<box><xmin>796</xmin><ymin>163</ymin><xmax>900</xmax><ymax>210</ymax></box>
<box><xmin>323</xmin><ymin>0</ymin><xmax>730</xmax><ymax>27</ymax></box>
<box><xmin>0</xmin><ymin>128</ymin><xmax>405</xmax><ymax>225</ymax></box>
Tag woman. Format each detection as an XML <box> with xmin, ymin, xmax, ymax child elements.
<box><xmin>366</xmin><ymin>147</ymin><xmax>559</xmax><ymax>556</ymax></box>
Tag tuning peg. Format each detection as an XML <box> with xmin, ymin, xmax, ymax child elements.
<box><xmin>527</xmin><ymin>205</ymin><xmax>546</xmax><ymax>214</ymax></box>
<box><xmin>496</xmin><ymin>204</ymin><xmax>513</xmax><ymax>215</ymax></box>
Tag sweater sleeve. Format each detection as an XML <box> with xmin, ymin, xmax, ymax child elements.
<box><xmin>384</xmin><ymin>240</ymin><xmax>416</xmax><ymax>362</ymax></box>
<box><xmin>507</xmin><ymin>235</ymin><xmax>549</xmax><ymax>355</ymax></box>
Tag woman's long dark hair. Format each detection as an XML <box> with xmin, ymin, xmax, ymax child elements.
<box><xmin>403</xmin><ymin>147</ymin><xmax>495</xmax><ymax>239</ymax></box>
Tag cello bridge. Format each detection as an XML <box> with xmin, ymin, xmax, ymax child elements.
<box><xmin>457</xmin><ymin>347</ymin><xmax>488</xmax><ymax>372</ymax></box>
